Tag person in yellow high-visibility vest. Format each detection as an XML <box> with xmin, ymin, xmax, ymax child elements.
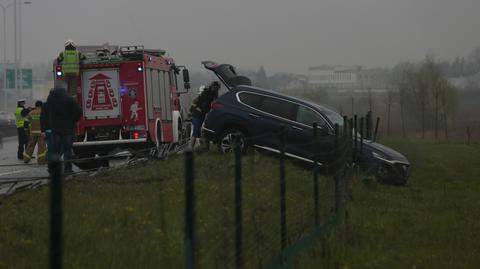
<box><xmin>15</xmin><ymin>99</ymin><xmax>29</xmax><ymax>160</ymax></box>
<box><xmin>57</xmin><ymin>39</ymin><xmax>85</xmax><ymax>97</ymax></box>
<box><xmin>23</xmin><ymin>101</ymin><xmax>47</xmax><ymax>164</ymax></box>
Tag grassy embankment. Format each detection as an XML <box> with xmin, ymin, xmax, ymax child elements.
<box><xmin>0</xmin><ymin>150</ymin><xmax>334</xmax><ymax>269</ymax></box>
<box><xmin>298</xmin><ymin>139</ymin><xmax>480</xmax><ymax>268</ymax></box>
<box><xmin>1</xmin><ymin>139</ymin><xmax>479</xmax><ymax>268</ymax></box>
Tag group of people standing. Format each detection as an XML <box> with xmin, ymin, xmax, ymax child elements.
<box><xmin>15</xmin><ymin>86</ymin><xmax>81</xmax><ymax>173</ymax></box>
<box><xmin>14</xmin><ymin>39</ymin><xmax>83</xmax><ymax>174</ymax></box>
<box><xmin>15</xmin><ymin>99</ymin><xmax>47</xmax><ymax>164</ymax></box>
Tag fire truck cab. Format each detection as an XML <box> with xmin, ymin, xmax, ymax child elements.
<box><xmin>54</xmin><ymin>45</ymin><xmax>190</xmax><ymax>169</ymax></box>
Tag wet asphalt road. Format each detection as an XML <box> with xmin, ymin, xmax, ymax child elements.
<box><xmin>0</xmin><ymin>135</ymin><xmax>132</xmax><ymax>196</ymax></box>
<box><xmin>0</xmin><ymin>135</ymin><xmax>53</xmax><ymax>195</ymax></box>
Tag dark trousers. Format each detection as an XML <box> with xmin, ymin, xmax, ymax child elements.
<box><xmin>47</xmin><ymin>132</ymin><xmax>74</xmax><ymax>173</ymax></box>
<box><xmin>17</xmin><ymin>127</ymin><xmax>27</xmax><ymax>160</ymax></box>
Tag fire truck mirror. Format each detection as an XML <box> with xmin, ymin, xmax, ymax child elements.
<box><xmin>182</xmin><ymin>69</ymin><xmax>190</xmax><ymax>89</ymax></box>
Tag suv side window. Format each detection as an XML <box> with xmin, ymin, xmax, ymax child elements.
<box><xmin>260</xmin><ymin>96</ymin><xmax>297</xmax><ymax>121</ymax></box>
<box><xmin>296</xmin><ymin>105</ymin><xmax>326</xmax><ymax>127</ymax></box>
<box><xmin>238</xmin><ymin>92</ymin><xmax>264</xmax><ymax>109</ymax></box>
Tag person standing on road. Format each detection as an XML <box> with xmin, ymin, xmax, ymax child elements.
<box><xmin>41</xmin><ymin>87</ymin><xmax>82</xmax><ymax>173</ymax></box>
<box><xmin>15</xmin><ymin>99</ymin><xmax>29</xmax><ymax>160</ymax></box>
<box><xmin>23</xmin><ymin>101</ymin><xmax>47</xmax><ymax>164</ymax></box>
<box><xmin>57</xmin><ymin>39</ymin><xmax>86</xmax><ymax>97</ymax></box>
<box><xmin>188</xmin><ymin>81</ymin><xmax>220</xmax><ymax>149</ymax></box>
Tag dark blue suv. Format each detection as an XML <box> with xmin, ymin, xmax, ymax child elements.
<box><xmin>201</xmin><ymin>61</ymin><xmax>410</xmax><ymax>185</ymax></box>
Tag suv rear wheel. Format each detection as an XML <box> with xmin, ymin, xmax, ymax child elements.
<box><xmin>218</xmin><ymin>129</ymin><xmax>246</xmax><ymax>153</ymax></box>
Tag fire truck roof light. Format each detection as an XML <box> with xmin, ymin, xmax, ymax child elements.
<box><xmin>137</xmin><ymin>66</ymin><xmax>143</xmax><ymax>72</ymax></box>
<box><xmin>56</xmin><ymin>71</ymin><xmax>63</xmax><ymax>77</ymax></box>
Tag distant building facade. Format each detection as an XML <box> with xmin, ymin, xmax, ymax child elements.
<box><xmin>308</xmin><ymin>65</ymin><xmax>391</xmax><ymax>92</ymax></box>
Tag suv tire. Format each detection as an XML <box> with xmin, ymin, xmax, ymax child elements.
<box><xmin>218</xmin><ymin>129</ymin><xmax>246</xmax><ymax>153</ymax></box>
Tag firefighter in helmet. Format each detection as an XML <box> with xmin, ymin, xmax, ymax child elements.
<box><xmin>57</xmin><ymin>39</ymin><xmax>86</xmax><ymax>97</ymax></box>
<box><xmin>23</xmin><ymin>101</ymin><xmax>47</xmax><ymax>164</ymax></box>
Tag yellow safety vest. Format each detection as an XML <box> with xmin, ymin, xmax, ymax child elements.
<box><xmin>62</xmin><ymin>49</ymin><xmax>80</xmax><ymax>75</ymax></box>
<box><xmin>15</xmin><ymin>107</ymin><xmax>25</xmax><ymax>128</ymax></box>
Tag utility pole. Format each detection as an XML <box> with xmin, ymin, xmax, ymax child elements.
<box><xmin>19</xmin><ymin>0</ymin><xmax>23</xmax><ymax>93</ymax></box>
<box><xmin>14</xmin><ymin>0</ymin><xmax>18</xmax><ymax>100</ymax></box>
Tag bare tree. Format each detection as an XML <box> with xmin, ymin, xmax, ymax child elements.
<box><xmin>438</xmin><ymin>79</ymin><xmax>458</xmax><ymax>141</ymax></box>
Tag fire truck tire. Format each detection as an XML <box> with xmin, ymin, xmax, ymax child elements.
<box><xmin>177</xmin><ymin>119</ymin><xmax>189</xmax><ymax>145</ymax></box>
<box><xmin>155</xmin><ymin>120</ymin><xmax>162</xmax><ymax>149</ymax></box>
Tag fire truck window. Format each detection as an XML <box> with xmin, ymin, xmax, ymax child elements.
<box><xmin>146</xmin><ymin>69</ymin><xmax>154</xmax><ymax>118</ymax></box>
<box><xmin>153</xmin><ymin>70</ymin><xmax>162</xmax><ymax>111</ymax></box>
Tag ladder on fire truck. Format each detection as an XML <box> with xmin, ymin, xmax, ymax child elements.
<box><xmin>119</xmin><ymin>45</ymin><xmax>166</xmax><ymax>57</ymax></box>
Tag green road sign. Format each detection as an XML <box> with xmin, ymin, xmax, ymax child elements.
<box><xmin>5</xmin><ymin>68</ymin><xmax>33</xmax><ymax>89</ymax></box>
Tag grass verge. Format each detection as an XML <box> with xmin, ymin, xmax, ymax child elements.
<box><xmin>297</xmin><ymin>139</ymin><xmax>480</xmax><ymax>268</ymax></box>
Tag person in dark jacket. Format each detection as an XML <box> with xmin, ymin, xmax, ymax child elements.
<box><xmin>41</xmin><ymin>87</ymin><xmax>82</xmax><ymax>173</ymax></box>
<box><xmin>188</xmin><ymin>81</ymin><xmax>220</xmax><ymax>149</ymax></box>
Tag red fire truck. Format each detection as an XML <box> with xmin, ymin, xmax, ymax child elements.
<box><xmin>53</xmin><ymin>45</ymin><xmax>191</xmax><ymax>169</ymax></box>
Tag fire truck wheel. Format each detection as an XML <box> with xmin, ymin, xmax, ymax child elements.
<box><xmin>156</xmin><ymin>123</ymin><xmax>162</xmax><ymax>149</ymax></box>
<box><xmin>178</xmin><ymin>119</ymin><xmax>189</xmax><ymax>145</ymax></box>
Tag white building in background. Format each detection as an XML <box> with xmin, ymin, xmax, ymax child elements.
<box><xmin>308</xmin><ymin>65</ymin><xmax>391</xmax><ymax>92</ymax></box>
<box><xmin>308</xmin><ymin>65</ymin><xmax>359</xmax><ymax>89</ymax></box>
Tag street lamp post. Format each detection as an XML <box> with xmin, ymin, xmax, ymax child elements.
<box><xmin>17</xmin><ymin>1</ymin><xmax>32</xmax><ymax>96</ymax></box>
<box><xmin>18</xmin><ymin>1</ymin><xmax>31</xmax><ymax>94</ymax></box>
<box><xmin>0</xmin><ymin>1</ymin><xmax>14</xmax><ymax>110</ymax></box>
<box><xmin>0</xmin><ymin>0</ymin><xmax>30</xmax><ymax>110</ymax></box>
<box><xmin>0</xmin><ymin>1</ymin><xmax>15</xmax><ymax>62</ymax></box>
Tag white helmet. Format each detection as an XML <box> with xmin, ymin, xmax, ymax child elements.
<box><xmin>65</xmin><ymin>39</ymin><xmax>75</xmax><ymax>47</ymax></box>
<box><xmin>198</xmin><ymin>85</ymin><xmax>205</xmax><ymax>94</ymax></box>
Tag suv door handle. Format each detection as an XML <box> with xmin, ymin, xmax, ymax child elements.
<box><xmin>248</xmin><ymin>113</ymin><xmax>260</xmax><ymax>118</ymax></box>
<box><xmin>291</xmin><ymin>125</ymin><xmax>303</xmax><ymax>131</ymax></box>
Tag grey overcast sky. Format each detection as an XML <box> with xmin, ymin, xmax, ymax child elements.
<box><xmin>5</xmin><ymin>0</ymin><xmax>480</xmax><ymax>73</ymax></box>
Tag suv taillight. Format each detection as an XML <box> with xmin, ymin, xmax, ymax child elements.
<box><xmin>211</xmin><ymin>101</ymin><xmax>224</xmax><ymax>110</ymax></box>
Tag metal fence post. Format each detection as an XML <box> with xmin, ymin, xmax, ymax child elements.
<box><xmin>49</xmin><ymin>160</ymin><xmax>63</xmax><ymax>269</ymax></box>
<box><xmin>359</xmin><ymin>117</ymin><xmax>364</xmax><ymax>155</ymax></box>
<box><xmin>374</xmin><ymin>117</ymin><xmax>380</xmax><ymax>142</ymax></box>
<box><xmin>333</xmin><ymin>124</ymin><xmax>342</xmax><ymax>218</ymax></box>
<box><xmin>279</xmin><ymin>125</ymin><xmax>287</xmax><ymax>251</ymax></box>
<box><xmin>234</xmin><ymin>141</ymin><xmax>243</xmax><ymax>269</ymax></box>
<box><xmin>354</xmin><ymin>115</ymin><xmax>358</xmax><ymax>162</ymax></box>
<box><xmin>312</xmin><ymin>123</ymin><xmax>319</xmax><ymax>226</ymax></box>
<box><xmin>366</xmin><ymin>111</ymin><xmax>372</xmax><ymax>140</ymax></box>
<box><xmin>185</xmin><ymin>150</ymin><xmax>196</xmax><ymax>269</ymax></box>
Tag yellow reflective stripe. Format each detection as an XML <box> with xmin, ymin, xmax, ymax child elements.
<box><xmin>38</xmin><ymin>152</ymin><xmax>47</xmax><ymax>158</ymax></box>
<box><xmin>23</xmin><ymin>153</ymin><xmax>32</xmax><ymax>159</ymax></box>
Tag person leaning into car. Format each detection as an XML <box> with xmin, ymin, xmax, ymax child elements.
<box><xmin>188</xmin><ymin>81</ymin><xmax>220</xmax><ymax>149</ymax></box>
